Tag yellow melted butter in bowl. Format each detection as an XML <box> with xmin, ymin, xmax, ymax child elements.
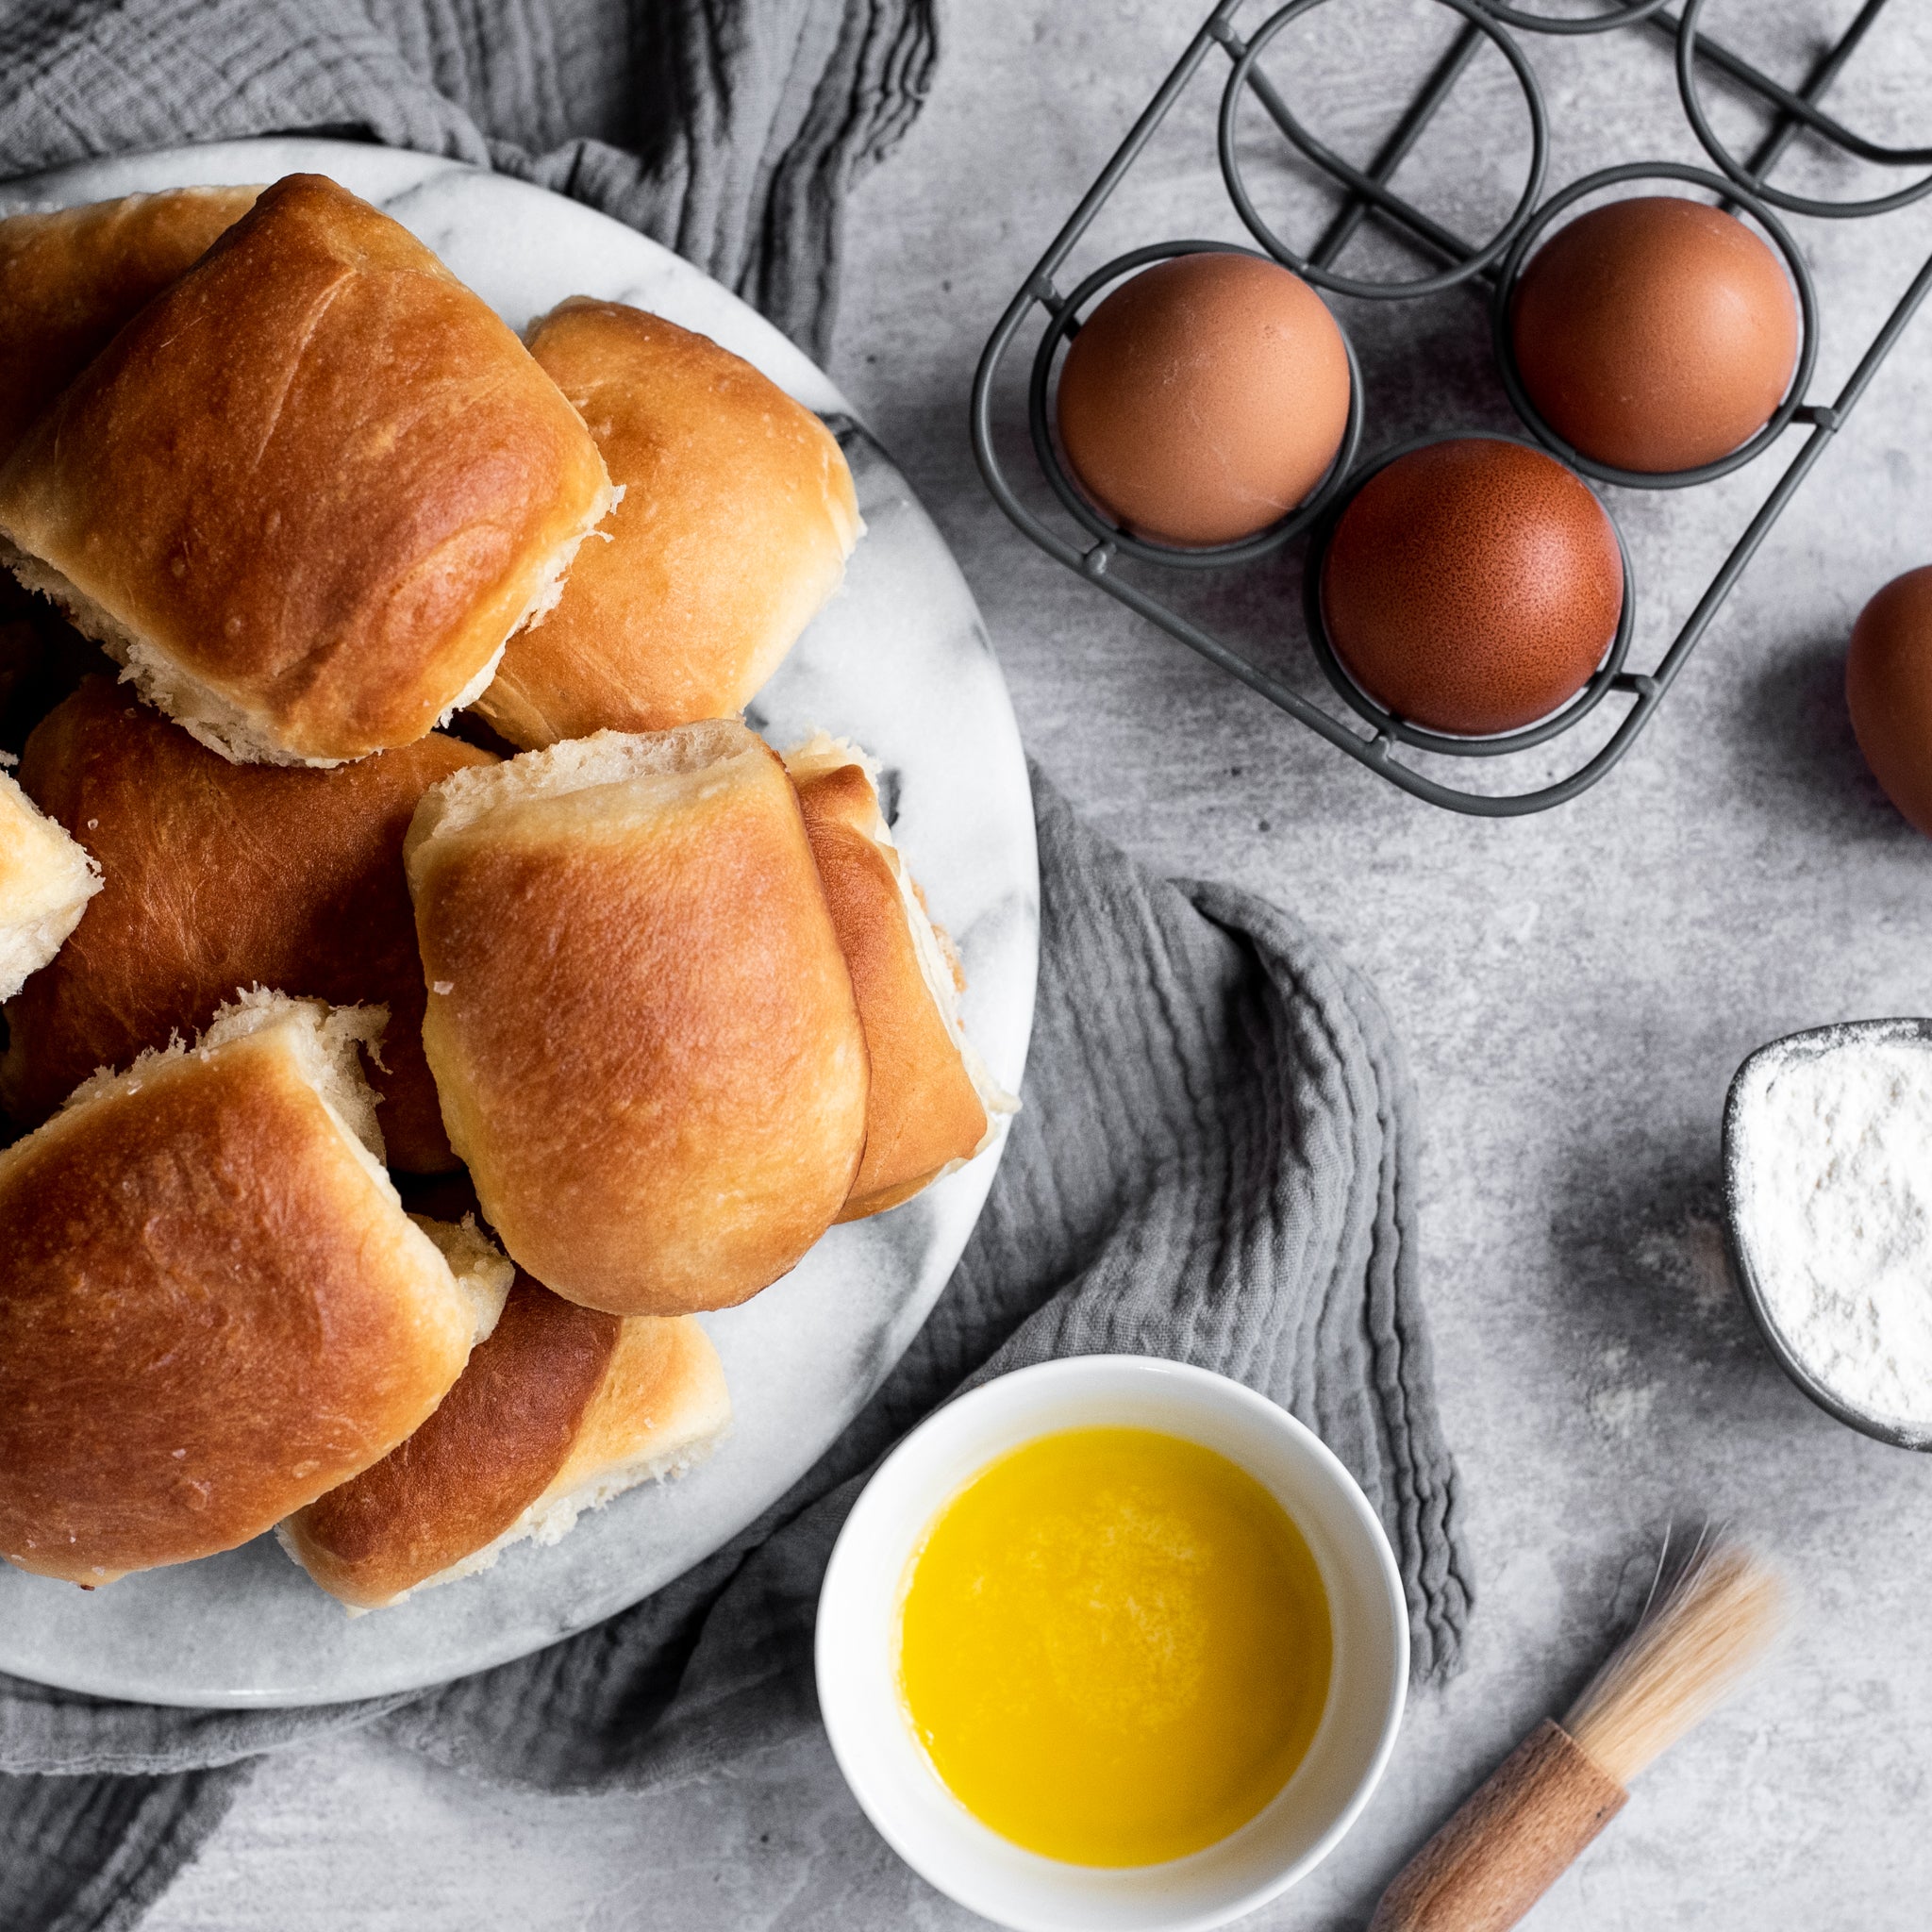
<box><xmin>895</xmin><ymin>1425</ymin><xmax>1333</xmax><ymax>1868</ymax></box>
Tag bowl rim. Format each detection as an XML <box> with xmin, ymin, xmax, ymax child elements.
<box><xmin>813</xmin><ymin>1354</ymin><xmax>1409</xmax><ymax>1932</ymax></box>
<box><xmin>1722</xmin><ymin>1018</ymin><xmax>1932</xmax><ymax>1454</ymax></box>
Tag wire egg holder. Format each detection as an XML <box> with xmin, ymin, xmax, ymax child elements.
<box><xmin>969</xmin><ymin>0</ymin><xmax>1932</xmax><ymax>815</ymax></box>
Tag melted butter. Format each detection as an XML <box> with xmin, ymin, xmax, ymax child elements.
<box><xmin>896</xmin><ymin>1426</ymin><xmax>1331</xmax><ymax>1867</ymax></box>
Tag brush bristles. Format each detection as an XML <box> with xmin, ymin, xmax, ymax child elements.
<box><xmin>1562</xmin><ymin>1535</ymin><xmax>1787</xmax><ymax>1788</ymax></box>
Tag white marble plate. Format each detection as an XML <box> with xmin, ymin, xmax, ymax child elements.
<box><xmin>0</xmin><ymin>141</ymin><xmax>1038</xmax><ymax>1707</ymax></box>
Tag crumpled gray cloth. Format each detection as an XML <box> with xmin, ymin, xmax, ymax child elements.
<box><xmin>0</xmin><ymin>0</ymin><xmax>937</xmax><ymax>358</ymax></box>
<box><xmin>0</xmin><ymin>769</ymin><xmax>1472</xmax><ymax>1930</ymax></box>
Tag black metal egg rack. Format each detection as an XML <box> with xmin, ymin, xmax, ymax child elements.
<box><xmin>969</xmin><ymin>0</ymin><xmax>1932</xmax><ymax>816</ymax></box>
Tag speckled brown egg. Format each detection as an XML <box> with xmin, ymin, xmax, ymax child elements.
<box><xmin>1509</xmin><ymin>196</ymin><xmax>1799</xmax><ymax>474</ymax></box>
<box><xmin>1846</xmin><ymin>566</ymin><xmax>1932</xmax><ymax>836</ymax></box>
<box><xmin>1321</xmin><ymin>438</ymin><xmax>1623</xmax><ymax>737</ymax></box>
<box><xmin>1055</xmin><ymin>252</ymin><xmax>1350</xmax><ymax>547</ymax></box>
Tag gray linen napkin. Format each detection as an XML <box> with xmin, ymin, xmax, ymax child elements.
<box><xmin>1</xmin><ymin>0</ymin><xmax>937</xmax><ymax>358</ymax></box>
<box><xmin>0</xmin><ymin>3</ymin><xmax>1469</xmax><ymax>1924</ymax></box>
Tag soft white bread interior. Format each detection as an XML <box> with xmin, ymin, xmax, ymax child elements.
<box><xmin>785</xmin><ymin>733</ymin><xmax>1014</xmax><ymax>1219</ymax></box>
<box><xmin>474</xmin><ymin>297</ymin><xmax>862</xmax><ymax>748</ymax></box>
<box><xmin>0</xmin><ymin>175</ymin><xmax>614</xmax><ymax>766</ymax></box>
<box><xmin>0</xmin><ymin>991</ymin><xmax>507</xmax><ymax>1586</ymax></box>
<box><xmin>406</xmin><ymin>722</ymin><xmax>870</xmax><ymax>1315</ymax></box>
<box><xmin>280</xmin><ymin>1266</ymin><xmax>728</xmax><ymax>1611</ymax></box>
<box><xmin>405</xmin><ymin>717</ymin><xmax>755</xmax><ymax>848</ymax></box>
<box><xmin>408</xmin><ymin>1213</ymin><xmax>515</xmax><ymax>1341</ymax></box>
<box><xmin>0</xmin><ymin>767</ymin><xmax>99</xmax><ymax>1001</ymax></box>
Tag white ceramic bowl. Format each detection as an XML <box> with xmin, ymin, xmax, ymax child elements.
<box><xmin>815</xmin><ymin>1356</ymin><xmax>1407</xmax><ymax>1932</ymax></box>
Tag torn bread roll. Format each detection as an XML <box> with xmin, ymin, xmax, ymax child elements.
<box><xmin>473</xmin><ymin>299</ymin><xmax>861</xmax><ymax>748</ymax></box>
<box><xmin>0</xmin><ymin>186</ymin><xmax>259</xmax><ymax>461</ymax></box>
<box><xmin>0</xmin><ymin>174</ymin><xmax>614</xmax><ymax>766</ymax></box>
<box><xmin>1</xmin><ymin>678</ymin><xmax>492</xmax><ymax>1169</ymax></box>
<box><xmin>0</xmin><ymin>766</ymin><xmax>99</xmax><ymax>1002</ymax></box>
<box><xmin>282</xmin><ymin>1261</ymin><xmax>728</xmax><ymax>1610</ymax></box>
<box><xmin>787</xmin><ymin>735</ymin><xmax>1014</xmax><ymax>1219</ymax></box>
<box><xmin>0</xmin><ymin>992</ymin><xmax>509</xmax><ymax>1586</ymax></box>
<box><xmin>407</xmin><ymin>722</ymin><xmax>870</xmax><ymax>1314</ymax></box>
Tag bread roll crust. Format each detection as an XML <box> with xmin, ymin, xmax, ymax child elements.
<box><xmin>0</xmin><ymin>175</ymin><xmax>614</xmax><ymax>765</ymax></box>
<box><xmin>0</xmin><ymin>187</ymin><xmax>259</xmax><ymax>461</ymax></box>
<box><xmin>408</xmin><ymin>723</ymin><xmax>870</xmax><ymax>1314</ymax></box>
<box><xmin>283</xmin><ymin>1273</ymin><xmax>728</xmax><ymax>1609</ymax></box>
<box><xmin>285</xmin><ymin>1274</ymin><xmax>617</xmax><ymax>1607</ymax></box>
<box><xmin>788</xmin><ymin>741</ymin><xmax>1010</xmax><ymax>1219</ymax></box>
<box><xmin>2</xmin><ymin>677</ymin><xmax>491</xmax><ymax>1167</ymax></box>
<box><xmin>554</xmin><ymin>1314</ymin><xmax>724</xmax><ymax>1494</ymax></box>
<box><xmin>475</xmin><ymin>298</ymin><xmax>861</xmax><ymax>748</ymax></box>
<box><xmin>0</xmin><ymin>998</ymin><xmax>501</xmax><ymax>1585</ymax></box>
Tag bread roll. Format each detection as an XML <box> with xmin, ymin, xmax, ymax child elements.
<box><xmin>407</xmin><ymin>722</ymin><xmax>870</xmax><ymax>1314</ymax></box>
<box><xmin>473</xmin><ymin>299</ymin><xmax>861</xmax><ymax>748</ymax></box>
<box><xmin>787</xmin><ymin>735</ymin><xmax>1013</xmax><ymax>1218</ymax></box>
<box><xmin>0</xmin><ymin>992</ymin><xmax>509</xmax><ymax>1586</ymax></box>
<box><xmin>282</xmin><ymin>1264</ymin><xmax>729</xmax><ymax>1610</ymax></box>
<box><xmin>0</xmin><ymin>175</ymin><xmax>614</xmax><ymax>767</ymax></box>
<box><xmin>0</xmin><ymin>187</ymin><xmax>259</xmax><ymax>461</ymax></box>
<box><xmin>1</xmin><ymin>678</ymin><xmax>491</xmax><ymax>1168</ymax></box>
<box><xmin>0</xmin><ymin>766</ymin><xmax>99</xmax><ymax>1002</ymax></box>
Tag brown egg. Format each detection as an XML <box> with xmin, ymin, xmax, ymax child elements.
<box><xmin>1509</xmin><ymin>196</ymin><xmax>1799</xmax><ymax>474</ymax></box>
<box><xmin>1846</xmin><ymin>567</ymin><xmax>1932</xmax><ymax>836</ymax></box>
<box><xmin>1321</xmin><ymin>439</ymin><xmax>1623</xmax><ymax>737</ymax></box>
<box><xmin>1055</xmin><ymin>252</ymin><xmax>1350</xmax><ymax>547</ymax></box>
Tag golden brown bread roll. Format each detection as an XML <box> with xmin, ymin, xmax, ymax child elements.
<box><xmin>0</xmin><ymin>992</ymin><xmax>509</xmax><ymax>1586</ymax></box>
<box><xmin>787</xmin><ymin>735</ymin><xmax>1014</xmax><ymax>1219</ymax></box>
<box><xmin>407</xmin><ymin>722</ymin><xmax>870</xmax><ymax>1314</ymax></box>
<box><xmin>472</xmin><ymin>298</ymin><xmax>861</xmax><ymax>748</ymax></box>
<box><xmin>281</xmin><ymin>1264</ymin><xmax>729</xmax><ymax>1610</ymax></box>
<box><xmin>0</xmin><ymin>187</ymin><xmax>259</xmax><ymax>462</ymax></box>
<box><xmin>1</xmin><ymin>677</ymin><xmax>491</xmax><ymax>1169</ymax></box>
<box><xmin>0</xmin><ymin>175</ymin><xmax>614</xmax><ymax>767</ymax></box>
<box><xmin>0</xmin><ymin>766</ymin><xmax>99</xmax><ymax>1003</ymax></box>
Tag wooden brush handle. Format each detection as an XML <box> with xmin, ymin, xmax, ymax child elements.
<box><xmin>1369</xmin><ymin>1719</ymin><xmax>1627</xmax><ymax>1932</ymax></box>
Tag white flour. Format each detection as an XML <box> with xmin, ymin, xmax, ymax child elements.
<box><xmin>1732</xmin><ymin>1028</ymin><xmax>1932</xmax><ymax>1424</ymax></box>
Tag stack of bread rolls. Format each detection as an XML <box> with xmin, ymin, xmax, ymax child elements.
<box><xmin>0</xmin><ymin>175</ymin><xmax>1012</xmax><ymax>1611</ymax></box>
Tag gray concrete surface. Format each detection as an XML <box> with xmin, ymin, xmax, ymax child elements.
<box><xmin>144</xmin><ymin>3</ymin><xmax>1932</xmax><ymax>1927</ymax></box>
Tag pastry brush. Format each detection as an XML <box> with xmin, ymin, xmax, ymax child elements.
<box><xmin>1371</xmin><ymin>1532</ymin><xmax>1786</xmax><ymax>1932</ymax></box>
